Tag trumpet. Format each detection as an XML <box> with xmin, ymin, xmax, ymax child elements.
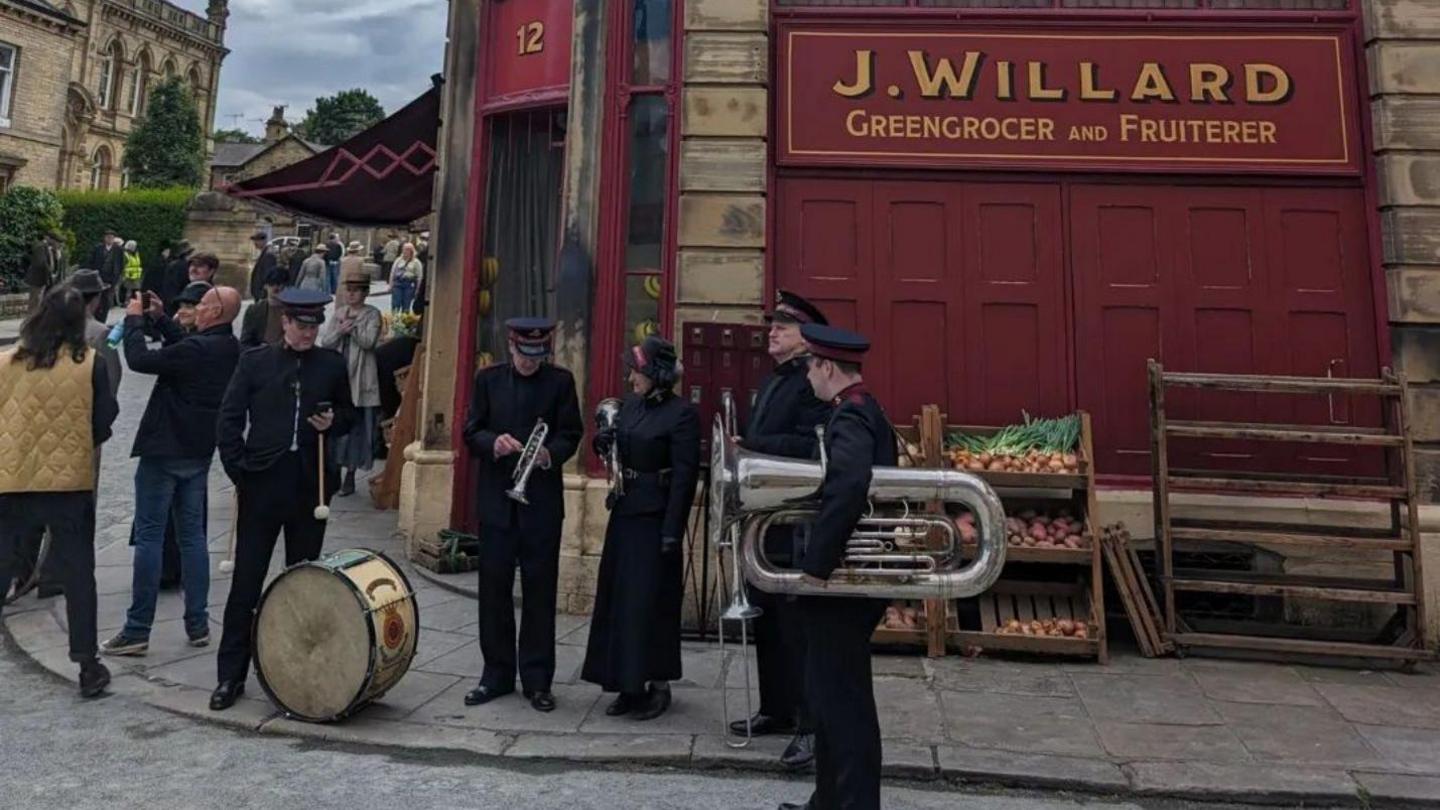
<box><xmin>506</xmin><ymin>419</ymin><xmax>549</xmax><ymax>504</ymax></box>
<box><xmin>595</xmin><ymin>398</ymin><xmax>624</xmax><ymax>497</ymax></box>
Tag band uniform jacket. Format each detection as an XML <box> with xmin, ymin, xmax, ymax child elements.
<box><xmin>607</xmin><ymin>391</ymin><xmax>701</xmax><ymax>539</ymax></box>
<box><xmin>216</xmin><ymin>343</ymin><xmax>355</xmax><ymax>498</ymax></box>
<box><xmin>802</xmin><ymin>384</ymin><xmax>897</xmax><ymax>581</ymax></box>
<box><xmin>461</xmin><ymin>362</ymin><xmax>583</xmax><ymax>534</ymax></box>
<box><xmin>743</xmin><ymin>357</ymin><xmax>831</xmax><ymax>461</ymax></box>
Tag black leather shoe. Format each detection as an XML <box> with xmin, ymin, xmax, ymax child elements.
<box><xmin>605</xmin><ymin>693</ymin><xmax>641</xmax><ymax>716</ymax></box>
<box><xmin>631</xmin><ymin>685</ymin><xmax>671</xmax><ymax>722</ymax></box>
<box><xmin>78</xmin><ymin>660</ymin><xmax>110</xmax><ymax>699</ymax></box>
<box><xmin>781</xmin><ymin>732</ymin><xmax>815</xmax><ymax>770</ymax></box>
<box><xmin>777</xmin><ymin>802</ymin><xmax>813</xmax><ymax>810</ymax></box>
<box><xmin>209</xmin><ymin>681</ymin><xmax>245</xmax><ymax>711</ymax></box>
<box><xmin>524</xmin><ymin>690</ymin><xmax>557</xmax><ymax>712</ymax></box>
<box><xmin>729</xmin><ymin>713</ymin><xmax>795</xmax><ymax>737</ymax></box>
<box><xmin>463</xmin><ymin>684</ymin><xmax>513</xmax><ymax>706</ymax></box>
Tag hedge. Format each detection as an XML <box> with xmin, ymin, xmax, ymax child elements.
<box><xmin>0</xmin><ymin>187</ymin><xmax>66</xmax><ymax>293</ymax></box>
<box><xmin>55</xmin><ymin>187</ymin><xmax>192</xmax><ymax>276</ymax></box>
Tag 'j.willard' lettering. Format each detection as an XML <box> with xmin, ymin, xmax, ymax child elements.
<box><xmin>832</xmin><ymin>49</ymin><xmax>1295</xmax><ymax>105</ymax></box>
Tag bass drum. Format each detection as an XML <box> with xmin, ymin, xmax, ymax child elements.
<box><xmin>254</xmin><ymin>548</ymin><xmax>419</xmax><ymax>722</ymax></box>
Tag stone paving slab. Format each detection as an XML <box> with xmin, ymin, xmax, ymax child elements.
<box><xmin>14</xmin><ymin>446</ymin><xmax>1440</xmax><ymax>806</ymax></box>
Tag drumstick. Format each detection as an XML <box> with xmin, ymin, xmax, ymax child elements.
<box><xmin>219</xmin><ymin>490</ymin><xmax>238</xmax><ymax>573</ymax></box>
<box><xmin>314</xmin><ymin>434</ymin><xmax>331</xmax><ymax>521</ymax></box>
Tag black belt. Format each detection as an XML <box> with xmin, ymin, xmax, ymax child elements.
<box><xmin>622</xmin><ymin>467</ymin><xmax>672</xmax><ymax>483</ymax></box>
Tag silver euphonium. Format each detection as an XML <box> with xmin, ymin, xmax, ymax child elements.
<box><xmin>505</xmin><ymin>419</ymin><xmax>549</xmax><ymax>504</ymax></box>
<box><xmin>709</xmin><ymin>411</ymin><xmax>1007</xmax><ymax>600</ymax></box>
<box><xmin>594</xmin><ymin>398</ymin><xmax>624</xmax><ymax>497</ymax></box>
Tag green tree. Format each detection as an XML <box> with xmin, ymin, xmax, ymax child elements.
<box><xmin>296</xmin><ymin>89</ymin><xmax>385</xmax><ymax>146</ymax></box>
<box><xmin>213</xmin><ymin>127</ymin><xmax>261</xmax><ymax>144</ymax></box>
<box><xmin>123</xmin><ymin>77</ymin><xmax>205</xmax><ymax>189</ymax></box>
<box><xmin>0</xmin><ymin>187</ymin><xmax>67</xmax><ymax>293</ymax></box>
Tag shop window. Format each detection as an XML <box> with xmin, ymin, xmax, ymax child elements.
<box><xmin>476</xmin><ymin>108</ymin><xmax>566</xmax><ymax>365</ymax></box>
<box><xmin>622</xmin><ymin>95</ymin><xmax>668</xmax><ymax>344</ymax></box>
<box><xmin>0</xmin><ymin>43</ymin><xmax>14</xmax><ymax>127</ymax></box>
<box><xmin>632</xmin><ymin>0</ymin><xmax>673</xmax><ymax>85</ymax></box>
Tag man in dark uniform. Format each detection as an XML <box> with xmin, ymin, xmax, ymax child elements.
<box><xmin>779</xmin><ymin>323</ymin><xmax>896</xmax><ymax>810</ymax></box>
<box><xmin>211</xmin><ymin>288</ymin><xmax>354</xmax><ymax>711</ymax></box>
<box><xmin>730</xmin><ymin>290</ymin><xmax>832</xmax><ymax>769</ymax></box>
<box><xmin>461</xmin><ymin>318</ymin><xmax>583</xmax><ymax>713</ymax></box>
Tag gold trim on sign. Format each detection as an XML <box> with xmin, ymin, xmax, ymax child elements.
<box><xmin>781</xmin><ymin>30</ymin><xmax>1355</xmax><ymax>167</ymax></box>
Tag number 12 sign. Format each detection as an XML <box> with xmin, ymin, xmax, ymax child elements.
<box><xmin>488</xmin><ymin>0</ymin><xmax>574</xmax><ymax>103</ymax></box>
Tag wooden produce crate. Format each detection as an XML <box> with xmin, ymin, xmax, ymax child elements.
<box><xmin>948</xmin><ymin>582</ymin><xmax>1101</xmax><ymax>658</ymax></box>
<box><xmin>943</xmin><ymin>412</ymin><xmax>1108</xmax><ymax>662</ymax></box>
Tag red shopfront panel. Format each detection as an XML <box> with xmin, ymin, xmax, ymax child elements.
<box><xmin>683</xmin><ymin>323</ymin><xmax>770</xmax><ymax>459</ymax></box>
<box><xmin>776</xmin><ymin>177</ymin><xmax>1068</xmax><ymax>428</ymax></box>
<box><xmin>1073</xmin><ymin>184</ymin><xmax>1379</xmax><ymax>476</ymax></box>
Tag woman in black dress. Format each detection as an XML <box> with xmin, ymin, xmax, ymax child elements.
<box><xmin>582</xmin><ymin>336</ymin><xmax>701</xmax><ymax>720</ymax></box>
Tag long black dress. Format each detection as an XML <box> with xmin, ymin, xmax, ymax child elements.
<box><xmin>581</xmin><ymin>389</ymin><xmax>701</xmax><ymax>695</ymax></box>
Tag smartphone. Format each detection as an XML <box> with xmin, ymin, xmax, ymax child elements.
<box><xmin>315</xmin><ymin>400</ymin><xmax>333</xmax><ymax>415</ymax></box>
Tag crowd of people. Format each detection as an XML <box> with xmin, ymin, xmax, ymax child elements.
<box><xmin>6</xmin><ymin>230</ymin><xmax>891</xmax><ymax>807</ymax></box>
<box><xmin>1</xmin><ymin>228</ymin><xmax>423</xmax><ymax>705</ymax></box>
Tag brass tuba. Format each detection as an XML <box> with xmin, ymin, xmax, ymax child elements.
<box><xmin>594</xmin><ymin>398</ymin><xmax>624</xmax><ymax>497</ymax></box>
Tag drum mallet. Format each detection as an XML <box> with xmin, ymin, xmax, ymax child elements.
<box><xmin>314</xmin><ymin>434</ymin><xmax>331</xmax><ymax>522</ymax></box>
<box><xmin>219</xmin><ymin>490</ymin><xmax>238</xmax><ymax>574</ymax></box>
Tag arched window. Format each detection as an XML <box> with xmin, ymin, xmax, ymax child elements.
<box><xmin>129</xmin><ymin>51</ymin><xmax>151</xmax><ymax>116</ymax></box>
<box><xmin>162</xmin><ymin>58</ymin><xmax>177</xmax><ymax>80</ymax></box>
<box><xmin>187</xmin><ymin>65</ymin><xmax>202</xmax><ymax>90</ymax></box>
<box><xmin>89</xmin><ymin>145</ymin><xmax>112</xmax><ymax>190</ymax></box>
<box><xmin>97</xmin><ymin>40</ymin><xmax>123</xmax><ymax>109</ymax></box>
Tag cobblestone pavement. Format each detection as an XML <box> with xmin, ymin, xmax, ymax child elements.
<box><xmin>6</xmin><ymin>324</ymin><xmax>1440</xmax><ymax>806</ymax></box>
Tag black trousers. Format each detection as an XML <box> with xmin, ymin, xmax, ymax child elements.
<box><xmin>477</xmin><ymin>523</ymin><xmax>561</xmax><ymax>693</ymax></box>
<box><xmin>216</xmin><ymin>454</ymin><xmax>328</xmax><ymax>684</ymax></box>
<box><xmin>799</xmin><ymin>595</ymin><xmax>888</xmax><ymax>810</ymax></box>
<box><xmin>0</xmin><ymin>492</ymin><xmax>99</xmax><ymax>663</ymax></box>
<box><xmin>750</xmin><ymin>527</ymin><xmax>808</xmax><ymax>727</ymax></box>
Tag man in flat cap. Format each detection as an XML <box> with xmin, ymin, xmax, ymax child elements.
<box><xmin>211</xmin><ymin>288</ymin><xmax>354</xmax><ymax>711</ymax></box>
<box><xmin>461</xmin><ymin>317</ymin><xmax>583</xmax><ymax>713</ymax></box>
<box><xmin>778</xmin><ymin>323</ymin><xmax>895</xmax><ymax>810</ymax></box>
<box><xmin>729</xmin><ymin>290</ymin><xmax>832</xmax><ymax>769</ymax></box>
<box><xmin>241</xmin><ymin>266</ymin><xmax>293</xmax><ymax>348</ymax></box>
<box><xmin>248</xmin><ymin>232</ymin><xmax>283</xmax><ymax>303</ymax></box>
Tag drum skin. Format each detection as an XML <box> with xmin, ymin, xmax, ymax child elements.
<box><xmin>254</xmin><ymin>549</ymin><xmax>419</xmax><ymax>722</ymax></box>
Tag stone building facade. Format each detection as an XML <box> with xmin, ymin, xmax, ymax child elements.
<box><xmin>0</xmin><ymin>0</ymin><xmax>227</xmax><ymax>192</ymax></box>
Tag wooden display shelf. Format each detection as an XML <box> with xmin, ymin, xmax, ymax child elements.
<box><xmin>1149</xmin><ymin>362</ymin><xmax>1432</xmax><ymax>665</ymax></box>
<box><xmin>943</xmin><ymin>412</ymin><xmax>1107</xmax><ymax>663</ymax></box>
<box><xmin>872</xmin><ymin>410</ymin><xmax>948</xmax><ymax>657</ymax></box>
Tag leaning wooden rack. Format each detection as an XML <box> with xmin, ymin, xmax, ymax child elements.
<box><xmin>1148</xmin><ymin>362</ymin><xmax>1432</xmax><ymax>664</ymax></box>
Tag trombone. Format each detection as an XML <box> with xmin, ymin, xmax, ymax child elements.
<box><xmin>714</xmin><ymin>392</ymin><xmax>762</xmax><ymax>748</ymax></box>
<box><xmin>506</xmin><ymin>419</ymin><xmax>549</xmax><ymax>504</ymax></box>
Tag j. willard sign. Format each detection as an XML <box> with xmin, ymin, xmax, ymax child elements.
<box><xmin>776</xmin><ymin>26</ymin><xmax>1361</xmax><ymax>174</ymax></box>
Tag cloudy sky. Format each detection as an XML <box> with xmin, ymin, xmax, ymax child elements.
<box><xmin>180</xmin><ymin>0</ymin><xmax>447</xmax><ymax>136</ymax></box>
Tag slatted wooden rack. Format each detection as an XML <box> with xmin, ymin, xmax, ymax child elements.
<box><xmin>1148</xmin><ymin>362</ymin><xmax>1431</xmax><ymax>664</ymax></box>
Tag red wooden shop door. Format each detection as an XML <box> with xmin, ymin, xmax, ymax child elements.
<box><xmin>1073</xmin><ymin>184</ymin><xmax>1379</xmax><ymax>476</ymax></box>
<box><xmin>776</xmin><ymin>177</ymin><xmax>1067</xmax><ymax>427</ymax></box>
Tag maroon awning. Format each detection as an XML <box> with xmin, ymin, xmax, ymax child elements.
<box><xmin>227</xmin><ymin>82</ymin><xmax>440</xmax><ymax>226</ymax></box>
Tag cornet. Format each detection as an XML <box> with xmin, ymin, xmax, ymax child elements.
<box><xmin>506</xmin><ymin>419</ymin><xmax>549</xmax><ymax>504</ymax></box>
<box><xmin>594</xmin><ymin>398</ymin><xmax>624</xmax><ymax>497</ymax></box>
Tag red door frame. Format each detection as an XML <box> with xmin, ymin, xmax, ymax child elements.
<box><xmin>587</xmin><ymin>0</ymin><xmax>686</xmax><ymax>442</ymax></box>
<box><xmin>763</xmin><ymin>2</ymin><xmax>1389</xmax><ymax>489</ymax></box>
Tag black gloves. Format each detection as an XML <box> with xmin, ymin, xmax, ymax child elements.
<box><xmin>661</xmin><ymin>536</ymin><xmax>680</xmax><ymax>555</ymax></box>
<box><xmin>592</xmin><ymin>428</ymin><xmax>615</xmax><ymax>458</ymax></box>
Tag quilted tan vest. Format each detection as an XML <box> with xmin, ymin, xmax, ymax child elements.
<box><xmin>0</xmin><ymin>347</ymin><xmax>96</xmax><ymax>494</ymax></box>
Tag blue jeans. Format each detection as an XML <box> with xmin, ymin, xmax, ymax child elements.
<box><xmin>325</xmin><ymin>260</ymin><xmax>340</xmax><ymax>294</ymax></box>
<box><xmin>124</xmin><ymin>456</ymin><xmax>212</xmax><ymax>638</ymax></box>
<box><xmin>391</xmin><ymin>278</ymin><xmax>416</xmax><ymax>312</ymax></box>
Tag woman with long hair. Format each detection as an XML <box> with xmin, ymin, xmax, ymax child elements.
<box><xmin>581</xmin><ymin>335</ymin><xmax>701</xmax><ymax>721</ymax></box>
<box><xmin>0</xmin><ymin>286</ymin><xmax>119</xmax><ymax>698</ymax></box>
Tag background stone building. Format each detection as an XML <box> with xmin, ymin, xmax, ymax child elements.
<box><xmin>0</xmin><ymin>0</ymin><xmax>228</xmax><ymax>192</ymax></box>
